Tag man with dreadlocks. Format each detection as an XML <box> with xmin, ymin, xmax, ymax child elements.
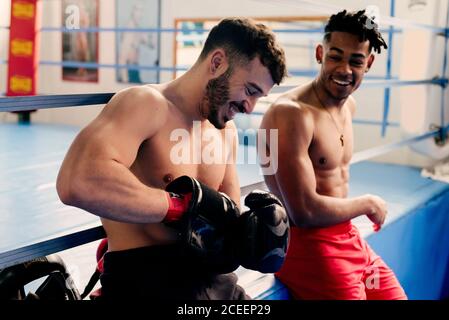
<box><xmin>260</xmin><ymin>10</ymin><xmax>407</xmax><ymax>299</ymax></box>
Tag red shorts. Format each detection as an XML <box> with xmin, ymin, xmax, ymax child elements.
<box><xmin>276</xmin><ymin>222</ymin><xmax>407</xmax><ymax>300</ymax></box>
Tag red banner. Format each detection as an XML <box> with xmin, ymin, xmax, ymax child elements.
<box><xmin>7</xmin><ymin>0</ymin><xmax>41</xmax><ymax>96</ymax></box>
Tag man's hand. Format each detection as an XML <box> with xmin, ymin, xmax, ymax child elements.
<box><xmin>237</xmin><ymin>190</ymin><xmax>289</xmax><ymax>273</ymax></box>
<box><xmin>164</xmin><ymin>176</ymin><xmax>290</xmax><ymax>274</ymax></box>
<box><xmin>165</xmin><ymin>176</ymin><xmax>241</xmax><ymax>273</ymax></box>
<box><xmin>364</xmin><ymin>194</ymin><xmax>387</xmax><ymax>231</ymax></box>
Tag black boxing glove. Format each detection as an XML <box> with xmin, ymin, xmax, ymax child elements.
<box><xmin>164</xmin><ymin>176</ymin><xmax>240</xmax><ymax>273</ymax></box>
<box><xmin>236</xmin><ymin>190</ymin><xmax>289</xmax><ymax>273</ymax></box>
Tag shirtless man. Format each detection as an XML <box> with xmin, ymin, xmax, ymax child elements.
<box><xmin>57</xmin><ymin>18</ymin><xmax>289</xmax><ymax>300</ymax></box>
<box><xmin>260</xmin><ymin>10</ymin><xmax>407</xmax><ymax>300</ymax></box>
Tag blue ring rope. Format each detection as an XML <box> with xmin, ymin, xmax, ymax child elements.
<box><xmin>39</xmin><ymin>60</ymin><xmax>189</xmax><ymax>72</ymax></box>
<box><xmin>254</xmin><ymin>0</ymin><xmax>448</xmax><ymax>35</ymax></box>
<box><xmin>249</xmin><ymin>111</ymin><xmax>399</xmax><ymax>127</ymax></box>
<box><xmin>381</xmin><ymin>0</ymin><xmax>395</xmax><ymax>137</ymax></box>
<box><xmin>350</xmin><ymin>128</ymin><xmax>445</xmax><ymax>164</ymax></box>
<box><xmin>38</xmin><ymin>26</ymin><xmax>403</xmax><ymax>35</ymax></box>
<box><xmin>240</xmin><ymin>124</ymin><xmax>448</xmax><ymax>195</ymax></box>
<box><xmin>270</xmin><ymin>78</ymin><xmax>448</xmax><ymax>94</ymax></box>
<box><xmin>440</xmin><ymin>5</ymin><xmax>449</xmax><ymax>139</ymax></box>
<box><xmin>0</xmin><ymin>94</ymin><xmax>399</xmax><ymax>128</ymax></box>
<box><xmin>41</xmin><ymin>27</ymin><xmax>324</xmax><ymax>34</ymax></box>
<box><xmin>0</xmin><ymin>93</ymin><xmax>445</xmax><ymax>204</ymax></box>
<box><xmin>1</xmin><ymin>75</ymin><xmax>447</xmax><ymax>113</ymax></box>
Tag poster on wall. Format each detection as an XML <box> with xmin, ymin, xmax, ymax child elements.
<box><xmin>61</xmin><ymin>0</ymin><xmax>99</xmax><ymax>82</ymax></box>
<box><xmin>116</xmin><ymin>0</ymin><xmax>160</xmax><ymax>84</ymax></box>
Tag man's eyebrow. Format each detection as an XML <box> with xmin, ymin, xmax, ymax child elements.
<box><xmin>248</xmin><ymin>82</ymin><xmax>265</xmax><ymax>95</ymax></box>
<box><xmin>351</xmin><ymin>53</ymin><xmax>367</xmax><ymax>59</ymax></box>
<box><xmin>329</xmin><ymin>47</ymin><xmax>344</xmax><ymax>54</ymax></box>
<box><xmin>329</xmin><ymin>47</ymin><xmax>367</xmax><ymax>59</ymax></box>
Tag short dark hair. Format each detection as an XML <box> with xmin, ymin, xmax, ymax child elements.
<box><xmin>199</xmin><ymin>18</ymin><xmax>287</xmax><ymax>85</ymax></box>
<box><xmin>324</xmin><ymin>10</ymin><xmax>388</xmax><ymax>54</ymax></box>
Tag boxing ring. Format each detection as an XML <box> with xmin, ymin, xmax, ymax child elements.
<box><xmin>1</xmin><ymin>0</ymin><xmax>449</xmax><ymax>300</ymax></box>
<box><xmin>0</xmin><ymin>105</ymin><xmax>448</xmax><ymax>299</ymax></box>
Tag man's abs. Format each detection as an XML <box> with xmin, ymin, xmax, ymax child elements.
<box><xmin>102</xmin><ymin>218</ymin><xmax>179</xmax><ymax>252</ymax></box>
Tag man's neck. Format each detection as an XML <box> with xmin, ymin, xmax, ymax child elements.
<box><xmin>313</xmin><ymin>78</ymin><xmax>347</xmax><ymax>110</ymax></box>
<box><xmin>164</xmin><ymin>67</ymin><xmax>209</xmax><ymax>122</ymax></box>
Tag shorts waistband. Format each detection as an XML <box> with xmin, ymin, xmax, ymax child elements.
<box><xmin>291</xmin><ymin>221</ymin><xmax>353</xmax><ymax>237</ymax></box>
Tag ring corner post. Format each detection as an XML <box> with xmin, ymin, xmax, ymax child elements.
<box><xmin>6</xmin><ymin>0</ymin><xmax>41</xmax><ymax>124</ymax></box>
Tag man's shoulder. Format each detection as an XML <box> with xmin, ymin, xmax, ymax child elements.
<box><xmin>113</xmin><ymin>85</ymin><xmax>166</xmax><ymax>105</ymax></box>
<box><xmin>100</xmin><ymin>85</ymin><xmax>170</xmax><ymax>135</ymax></box>
<box><xmin>107</xmin><ymin>85</ymin><xmax>170</xmax><ymax>117</ymax></box>
<box><xmin>265</xmin><ymin>96</ymin><xmax>313</xmax><ymax>124</ymax></box>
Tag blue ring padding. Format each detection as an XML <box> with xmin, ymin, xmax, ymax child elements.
<box><xmin>0</xmin><ymin>226</ymin><xmax>106</xmax><ymax>270</ymax></box>
<box><xmin>0</xmin><ymin>93</ymin><xmax>114</xmax><ymax>112</ymax></box>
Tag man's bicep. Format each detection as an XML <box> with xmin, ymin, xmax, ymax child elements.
<box><xmin>79</xmin><ymin>89</ymin><xmax>165</xmax><ymax>167</ymax></box>
<box><xmin>77</xmin><ymin>118</ymin><xmax>141</xmax><ymax>168</ymax></box>
<box><xmin>274</xmin><ymin>112</ymin><xmax>317</xmax><ymax>215</ymax></box>
<box><xmin>276</xmin><ymin>142</ymin><xmax>317</xmax><ymax>204</ymax></box>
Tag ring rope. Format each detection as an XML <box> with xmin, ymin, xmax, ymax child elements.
<box><xmin>253</xmin><ymin>0</ymin><xmax>449</xmax><ymax>34</ymax></box>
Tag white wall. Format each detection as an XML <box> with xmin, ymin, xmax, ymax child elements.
<box><xmin>0</xmin><ymin>0</ymin><xmax>448</xmax><ymax>167</ymax></box>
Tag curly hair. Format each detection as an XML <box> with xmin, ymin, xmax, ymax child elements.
<box><xmin>324</xmin><ymin>10</ymin><xmax>388</xmax><ymax>54</ymax></box>
<box><xmin>199</xmin><ymin>18</ymin><xmax>287</xmax><ymax>85</ymax></box>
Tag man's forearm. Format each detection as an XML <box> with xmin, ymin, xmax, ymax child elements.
<box><xmin>293</xmin><ymin>194</ymin><xmax>369</xmax><ymax>228</ymax></box>
<box><xmin>58</xmin><ymin>160</ymin><xmax>168</xmax><ymax>224</ymax></box>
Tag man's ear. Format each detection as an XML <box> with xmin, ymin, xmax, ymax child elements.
<box><xmin>209</xmin><ymin>49</ymin><xmax>229</xmax><ymax>77</ymax></box>
<box><xmin>366</xmin><ymin>54</ymin><xmax>375</xmax><ymax>72</ymax></box>
<box><xmin>315</xmin><ymin>44</ymin><xmax>324</xmax><ymax>64</ymax></box>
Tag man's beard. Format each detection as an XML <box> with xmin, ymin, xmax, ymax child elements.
<box><xmin>202</xmin><ymin>68</ymin><xmax>233</xmax><ymax>129</ymax></box>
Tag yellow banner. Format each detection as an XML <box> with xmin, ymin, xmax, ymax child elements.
<box><xmin>10</xmin><ymin>75</ymin><xmax>32</xmax><ymax>93</ymax></box>
<box><xmin>11</xmin><ymin>39</ymin><xmax>33</xmax><ymax>57</ymax></box>
<box><xmin>12</xmin><ymin>2</ymin><xmax>35</xmax><ymax>19</ymax></box>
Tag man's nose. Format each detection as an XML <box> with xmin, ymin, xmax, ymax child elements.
<box><xmin>245</xmin><ymin>97</ymin><xmax>258</xmax><ymax>114</ymax></box>
<box><xmin>336</xmin><ymin>61</ymin><xmax>353</xmax><ymax>75</ymax></box>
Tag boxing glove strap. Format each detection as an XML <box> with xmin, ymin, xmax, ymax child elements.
<box><xmin>164</xmin><ymin>192</ymin><xmax>191</xmax><ymax>223</ymax></box>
